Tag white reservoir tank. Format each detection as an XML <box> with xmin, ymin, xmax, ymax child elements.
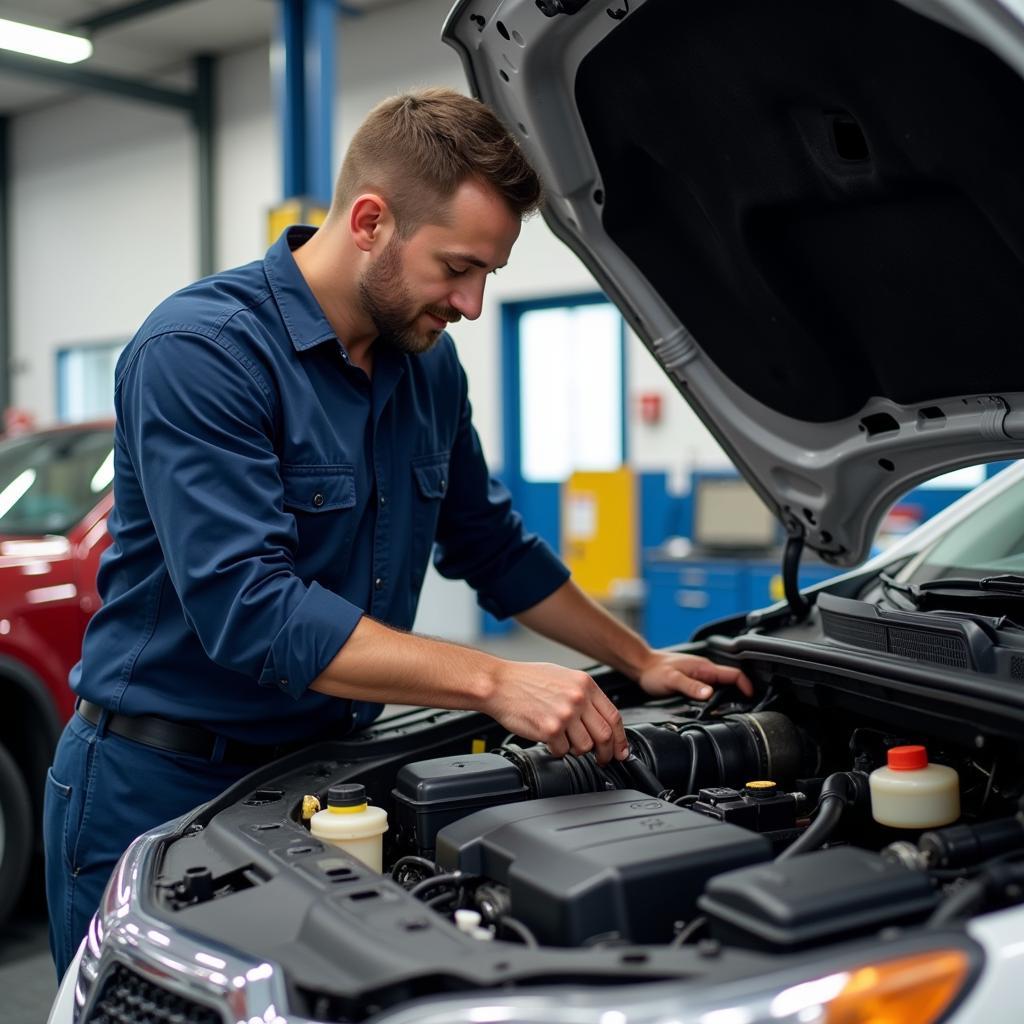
<box><xmin>869</xmin><ymin>745</ymin><xmax>960</xmax><ymax>829</ymax></box>
<box><xmin>309</xmin><ymin>783</ymin><xmax>388</xmax><ymax>871</ymax></box>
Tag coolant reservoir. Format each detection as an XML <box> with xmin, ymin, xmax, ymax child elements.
<box><xmin>869</xmin><ymin>745</ymin><xmax>960</xmax><ymax>829</ymax></box>
<box><xmin>309</xmin><ymin>783</ymin><xmax>388</xmax><ymax>871</ymax></box>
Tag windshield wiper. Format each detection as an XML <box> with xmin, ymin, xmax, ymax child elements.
<box><xmin>879</xmin><ymin>572</ymin><xmax>918</xmax><ymax>608</ymax></box>
<box><xmin>931</xmin><ymin>573</ymin><xmax>1024</xmax><ymax>593</ymax></box>
<box><xmin>878</xmin><ymin>572</ymin><xmax>1024</xmax><ymax>628</ymax></box>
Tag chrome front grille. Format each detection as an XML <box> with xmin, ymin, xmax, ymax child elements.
<box><xmin>85</xmin><ymin>963</ymin><xmax>221</xmax><ymax>1024</ymax></box>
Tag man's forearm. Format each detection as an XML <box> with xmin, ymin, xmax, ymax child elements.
<box><xmin>309</xmin><ymin>613</ymin><xmax>630</xmax><ymax>762</ymax></box>
<box><xmin>310</xmin><ymin>616</ymin><xmax>497</xmax><ymax>708</ymax></box>
<box><xmin>514</xmin><ymin>579</ymin><xmax>653</xmax><ymax>680</ymax></box>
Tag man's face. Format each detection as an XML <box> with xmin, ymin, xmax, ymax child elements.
<box><xmin>358</xmin><ymin>177</ymin><xmax>522</xmax><ymax>355</ymax></box>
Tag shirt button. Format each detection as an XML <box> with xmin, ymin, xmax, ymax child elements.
<box><xmin>312</xmin><ymin>493</ymin><xmax>325</xmax><ymax>508</ymax></box>
<box><xmin>440</xmin><ymin>479</ymin><xmax>447</xmax><ymax>492</ymax></box>
<box><xmin>374</xmin><ymin>577</ymin><xmax>384</xmax><ymax>591</ymax></box>
<box><xmin>379</xmin><ymin>494</ymin><xmax>387</xmax><ymax>507</ymax></box>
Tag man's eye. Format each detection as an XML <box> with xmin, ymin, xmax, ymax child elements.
<box><xmin>444</xmin><ymin>263</ymin><xmax>466</xmax><ymax>277</ymax></box>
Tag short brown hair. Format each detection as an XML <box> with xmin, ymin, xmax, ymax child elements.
<box><xmin>332</xmin><ymin>88</ymin><xmax>543</xmax><ymax>236</ymax></box>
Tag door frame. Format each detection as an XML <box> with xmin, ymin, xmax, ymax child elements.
<box><xmin>500</xmin><ymin>290</ymin><xmax>629</xmax><ymax>533</ymax></box>
<box><xmin>485</xmin><ymin>292</ymin><xmax>628</xmax><ymax>635</ymax></box>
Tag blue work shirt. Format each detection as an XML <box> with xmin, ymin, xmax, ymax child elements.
<box><xmin>72</xmin><ymin>226</ymin><xmax>569</xmax><ymax>745</ymax></box>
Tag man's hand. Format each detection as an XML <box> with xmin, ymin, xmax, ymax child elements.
<box><xmin>515</xmin><ymin>580</ymin><xmax>755</xmax><ymax>707</ymax></box>
<box><xmin>636</xmin><ymin>650</ymin><xmax>754</xmax><ymax>700</ymax></box>
<box><xmin>482</xmin><ymin>661</ymin><xmax>628</xmax><ymax>763</ymax></box>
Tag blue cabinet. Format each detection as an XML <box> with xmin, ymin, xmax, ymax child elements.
<box><xmin>747</xmin><ymin>561</ymin><xmax>839</xmax><ymax>609</ymax></box>
<box><xmin>644</xmin><ymin>558</ymin><xmax>747</xmax><ymax>647</ymax></box>
<box><xmin>644</xmin><ymin>555</ymin><xmax>840</xmax><ymax>647</ymax></box>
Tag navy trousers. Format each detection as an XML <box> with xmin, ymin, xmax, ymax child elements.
<box><xmin>43</xmin><ymin>711</ymin><xmax>255</xmax><ymax>980</ymax></box>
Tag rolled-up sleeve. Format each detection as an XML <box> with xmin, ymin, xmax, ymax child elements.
<box><xmin>118</xmin><ymin>329</ymin><xmax>360</xmax><ymax>699</ymax></box>
<box><xmin>433</xmin><ymin>362</ymin><xmax>570</xmax><ymax>619</ymax></box>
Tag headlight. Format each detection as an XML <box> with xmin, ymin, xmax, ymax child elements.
<box><xmin>763</xmin><ymin>950</ymin><xmax>969</xmax><ymax>1024</ymax></box>
<box><xmin>815</xmin><ymin>950</ymin><xmax>968</xmax><ymax>1024</ymax></box>
<box><xmin>370</xmin><ymin>947</ymin><xmax>974</xmax><ymax>1024</ymax></box>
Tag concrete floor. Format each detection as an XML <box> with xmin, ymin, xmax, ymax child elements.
<box><xmin>0</xmin><ymin>858</ymin><xmax>55</xmax><ymax>1023</ymax></box>
<box><xmin>0</xmin><ymin>628</ymin><xmax>592</xmax><ymax>1024</ymax></box>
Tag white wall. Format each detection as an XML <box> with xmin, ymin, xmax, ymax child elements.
<box><xmin>11</xmin><ymin>92</ymin><xmax>197</xmax><ymax>424</ymax></box>
<box><xmin>7</xmin><ymin>0</ymin><xmax>723</xmax><ymax>639</ymax></box>
<box><xmin>626</xmin><ymin>330</ymin><xmax>730</xmax><ymax>484</ymax></box>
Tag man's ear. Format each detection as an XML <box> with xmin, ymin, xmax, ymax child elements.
<box><xmin>349</xmin><ymin>194</ymin><xmax>390</xmax><ymax>253</ymax></box>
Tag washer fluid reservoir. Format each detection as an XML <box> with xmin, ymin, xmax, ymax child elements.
<box><xmin>310</xmin><ymin>783</ymin><xmax>388</xmax><ymax>871</ymax></box>
<box><xmin>869</xmin><ymin>745</ymin><xmax>960</xmax><ymax>829</ymax></box>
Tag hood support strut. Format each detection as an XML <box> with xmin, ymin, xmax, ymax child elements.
<box><xmin>783</xmin><ymin>531</ymin><xmax>812</xmax><ymax>623</ymax></box>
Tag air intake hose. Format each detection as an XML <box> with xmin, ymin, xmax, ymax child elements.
<box><xmin>499</xmin><ymin>712</ymin><xmax>820</xmax><ymax>800</ymax></box>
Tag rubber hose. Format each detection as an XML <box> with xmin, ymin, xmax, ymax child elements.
<box><xmin>776</xmin><ymin>795</ymin><xmax>845</xmax><ymax>861</ymax></box>
<box><xmin>621</xmin><ymin>754</ymin><xmax>665</xmax><ymax>797</ymax></box>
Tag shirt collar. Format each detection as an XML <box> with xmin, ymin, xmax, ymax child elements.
<box><xmin>263</xmin><ymin>225</ymin><xmax>340</xmax><ymax>353</ymax></box>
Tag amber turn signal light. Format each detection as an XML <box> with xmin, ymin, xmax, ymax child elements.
<box><xmin>825</xmin><ymin>949</ymin><xmax>970</xmax><ymax>1024</ymax></box>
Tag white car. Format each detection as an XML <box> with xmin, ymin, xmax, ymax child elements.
<box><xmin>54</xmin><ymin>0</ymin><xmax>1024</xmax><ymax>1022</ymax></box>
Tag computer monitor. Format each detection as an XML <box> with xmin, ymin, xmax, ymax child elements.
<box><xmin>692</xmin><ymin>474</ymin><xmax>779</xmax><ymax>552</ymax></box>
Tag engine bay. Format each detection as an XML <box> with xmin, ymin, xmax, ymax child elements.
<box><xmin>151</xmin><ymin>638</ymin><xmax>1024</xmax><ymax>1020</ymax></box>
<box><xmin>383</xmin><ymin>700</ymin><xmax>1021</xmax><ymax>952</ymax></box>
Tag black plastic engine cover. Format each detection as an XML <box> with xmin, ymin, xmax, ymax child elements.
<box><xmin>392</xmin><ymin>753</ymin><xmax>529</xmax><ymax>858</ymax></box>
<box><xmin>698</xmin><ymin>846</ymin><xmax>941</xmax><ymax>951</ymax></box>
<box><xmin>436</xmin><ymin>790</ymin><xmax>772</xmax><ymax>946</ymax></box>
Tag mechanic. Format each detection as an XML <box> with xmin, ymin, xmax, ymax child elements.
<box><xmin>44</xmin><ymin>88</ymin><xmax>752</xmax><ymax>977</ymax></box>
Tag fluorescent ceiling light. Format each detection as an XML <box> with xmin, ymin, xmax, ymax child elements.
<box><xmin>0</xmin><ymin>17</ymin><xmax>93</xmax><ymax>64</ymax></box>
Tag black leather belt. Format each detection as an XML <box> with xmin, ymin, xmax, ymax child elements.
<box><xmin>76</xmin><ymin>698</ymin><xmax>305</xmax><ymax>765</ymax></box>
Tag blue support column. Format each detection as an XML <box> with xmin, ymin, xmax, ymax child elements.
<box><xmin>304</xmin><ymin>0</ymin><xmax>336</xmax><ymax>207</ymax></box>
<box><xmin>274</xmin><ymin>0</ymin><xmax>307</xmax><ymax>200</ymax></box>
<box><xmin>274</xmin><ymin>0</ymin><xmax>336</xmax><ymax>205</ymax></box>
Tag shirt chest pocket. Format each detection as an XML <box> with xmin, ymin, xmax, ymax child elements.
<box><xmin>281</xmin><ymin>464</ymin><xmax>357</xmax><ymax>513</ymax></box>
<box><xmin>412</xmin><ymin>456</ymin><xmax>449</xmax><ymax>501</ymax></box>
<box><xmin>281</xmin><ymin>465</ymin><xmax>359</xmax><ymax>579</ymax></box>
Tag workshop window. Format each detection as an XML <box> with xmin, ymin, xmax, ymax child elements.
<box><xmin>57</xmin><ymin>342</ymin><xmax>126</xmax><ymax>422</ymax></box>
<box><xmin>518</xmin><ymin>301</ymin><xmax>624</xmax><ymax>483</ymax></box>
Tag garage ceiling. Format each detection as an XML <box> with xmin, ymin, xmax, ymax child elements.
<box><xmin>0</xmin><ymin>0</ymin><xmax>411</xmax><ymax>114</ymax></box>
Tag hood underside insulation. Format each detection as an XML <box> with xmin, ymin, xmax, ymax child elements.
<box><xmin>576</xmin><ymin>0</ymin><xmax>1024</xmax><ymax>423</ymax></box>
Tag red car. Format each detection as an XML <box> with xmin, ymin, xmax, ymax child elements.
<box><xmin>0</xmin><ymin>422</ymin><xmax>113</xmax><ymax>925</ymax></box>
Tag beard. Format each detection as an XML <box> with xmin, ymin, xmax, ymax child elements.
<box><xmin>358</xmin><ymin>235</ymin><xmax>460</xmax><ymax>356</ymax></box>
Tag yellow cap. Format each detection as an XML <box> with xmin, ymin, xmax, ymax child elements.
<box><xmin>328</xmin><ymin>802</ymin><xmax>368</xmax><ymax>815</ymax></box>
<box><xmin>326</xmin><ymin>783</ymin><xmax>369</xmax><ymax>815</ymax></box>
<box><xmin>745</xmin><ymin>780</ymin><xmax>777</xmax><ymax>790</ymax></box>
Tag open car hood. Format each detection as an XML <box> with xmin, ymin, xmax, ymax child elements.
<box><xmin>443</xmin><ymin>0</ymin><xmax>1024</xmax><ymax>566</ymax></box>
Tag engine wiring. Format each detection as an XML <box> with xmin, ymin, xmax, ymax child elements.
<box><xmin>408</xmin><ymin>871</ymin><xmax>466</xmax><ymax>900</ymax></box>
<box><xmin>391</xmin><ymin>855</ymin><xmax>440</xmax><ymax>885</ymax></box>
<box><xmin>929</xmin><ymin>856</ymin><xmax>1024</xmax><ymax>926</ymax></box>
<box><xmin>496</xmin><ymin>916</ymin><xmax>539</xmax><ymax>947</ymax></box>
<box><xmin>396</xmin><ymin>861</ymin><xmax>542</xmax><ymax>947</ymax></box>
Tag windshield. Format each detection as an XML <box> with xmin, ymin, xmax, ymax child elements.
<box><xmin>0</xmin><ymin>428</ymin><xmax>114</xmax><ymax>535</ymax></box>
<box><xmin>903</xmin><ymin>473</ymin><xmax>1024</xmax><ymax>584</ymax></box>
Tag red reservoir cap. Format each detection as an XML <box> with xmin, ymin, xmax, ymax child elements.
<box><xmin>887</xmin><ymin>745</ymin><xmax>929</xmax><ymax>771</ymax></box>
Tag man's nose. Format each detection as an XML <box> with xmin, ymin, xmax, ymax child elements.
<box><xmin>449</xmin><ymin>280</ymin><xmax>485</xmax><ymax>321</ymax></box>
